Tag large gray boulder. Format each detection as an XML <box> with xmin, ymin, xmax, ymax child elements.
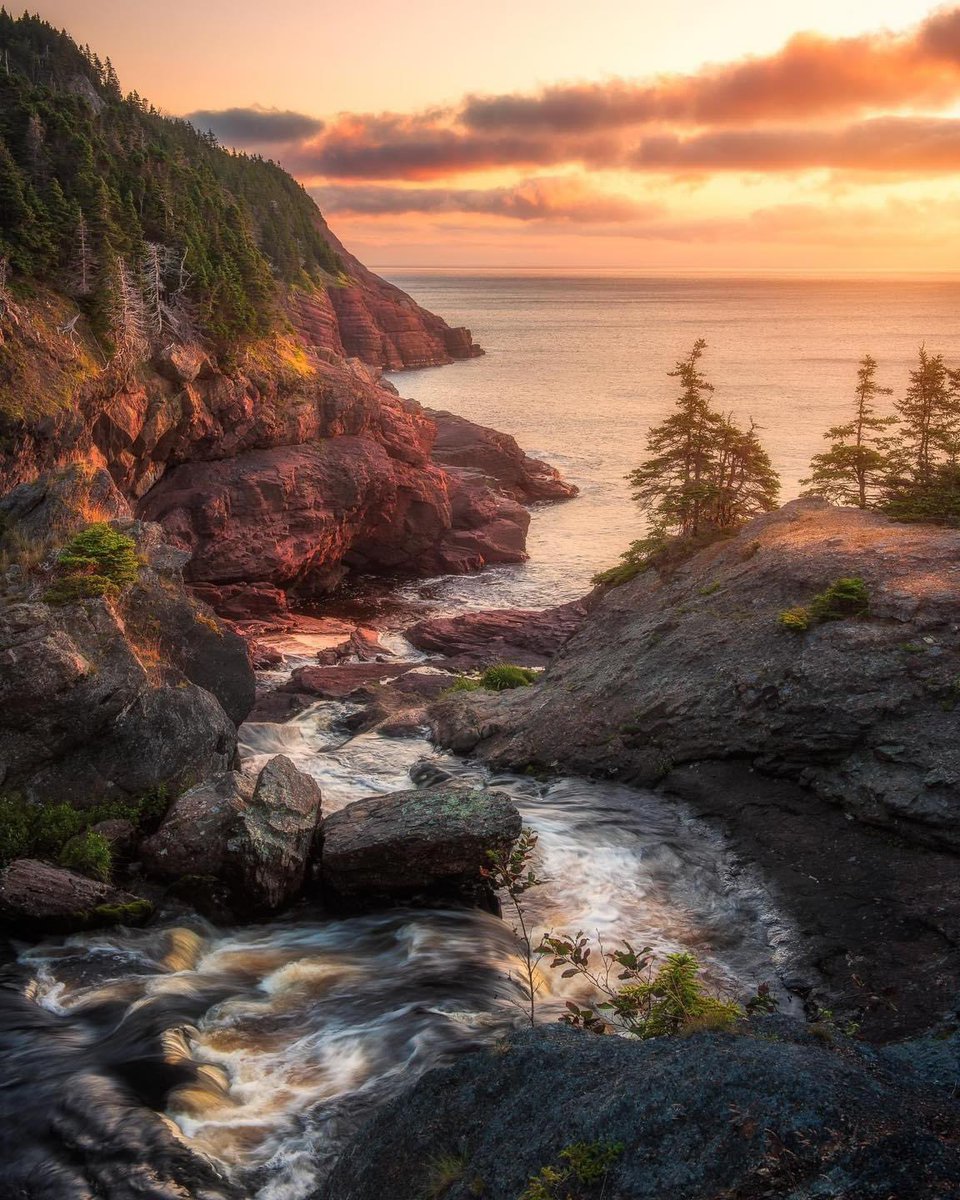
<box><xmin>435</xmin><ymin>500</ymin><xmax>960</xmax><ymax>848</ymax></box>
<box><xmin>141</xmin><ymin>755</ymin><xmax>322</xmax><ymax>914</ymax></box>
<box><xmin>320</xmin><ymin>1023</ymin><xmax>960</xmax><ymax>1200</ymax></box>
<box><xmin>0</xmin><ymin>859</ymin><xmax>151</xmax><ymax>934</ymax></box>
<box><xmin>320</xmin><ymin>786</ymin><xmax>521</xmax><ymax>900</ymax></box>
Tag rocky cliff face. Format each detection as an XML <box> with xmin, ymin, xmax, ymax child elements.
<box><xmin>0</xmin><ymin>271</ymin><xmax>564</xmax><ymax>617</ymax></box>
<box><xmin>432</xmin><ymin>500</ymin><xmax>960</xmax><ymax>849</ymax></box>
<box><xmin>308</xmin><ymin>218</ymin><xmax>482</xmax><ymax>369</ymax></box>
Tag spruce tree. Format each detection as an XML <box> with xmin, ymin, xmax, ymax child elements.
<box><xmin>802</xmin><ymin>355</ymin><xmax>896</xmax><ymax>508</ymax></box>
<box><xmin>626</xmin><ymin>340</ymin><xmax>780</xmax><ymax>543</ymax></box>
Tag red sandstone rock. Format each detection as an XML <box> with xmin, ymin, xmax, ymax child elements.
<box><xmin>406</xmin><ymin>601</ymin><xmax>589</xmax><ymax>667</ymax></box>
<box><xmin>427</xmin><ymin>409</ymin><xmax>578</xmax><ymax>503</ymax></box>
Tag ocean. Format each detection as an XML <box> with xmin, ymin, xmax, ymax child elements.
<box><xmin>383</xmin><ymin>270</ymin><xmax>960</xmax><ymax>610</ymax></box>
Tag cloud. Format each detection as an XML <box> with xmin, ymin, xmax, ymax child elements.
<box><xmin>185</xmin><ymin>105</ymin><xmax>325</xmax><ymax>144</ymax></box>
<box><xmin>462</xmin><ymin>8</ymin><xmax>960</xmax><ymax>133</ymax></box>
<box><xmin>629</xmin><ymin>117</ymin><xmax>960</xmax><ymax>173</ymax></box>
<box><xmin>313</xmin><ymin>177</ymin><xmax>658</xmax><ymax>222</ymax></box>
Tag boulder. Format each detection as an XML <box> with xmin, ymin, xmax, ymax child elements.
<box><xmin>320</xmin><ymin>786</ymin><xmax>521</xmax><ymax>901</ymax></box>
<box><xmin>141</xmin><ymin>755</ymin><xmax>322</xmax><ymax>914</ymax></box>
<box><xmin>319</xmin><ymin>1023</ymin><xmax>960</xmax><ymax>1200</ymax></box>
<box><xmin>0</xmin><ymin>859</ymin><xmax>152</xmax><ymax>934</ymax></box>
<box><xmin>285</xmin><ymin>661</ymin><xmax>420</xmax><ymax>700</ymax></box>
<box><xmin>407</xmin><ymin>600</ymin><xmax>588</xmax><ymax>667</ymax></box>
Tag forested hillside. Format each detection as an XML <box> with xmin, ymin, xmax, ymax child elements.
<box><xmin>0</xmin><ymin>10</ymin><xmax>341</xmax><ymax>348</ymax></box>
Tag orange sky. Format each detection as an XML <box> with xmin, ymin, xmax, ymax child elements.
<box><xmin>32</xmin><ymin>1</ymin><xmax>960</xmax><ymax>269</ymax></box>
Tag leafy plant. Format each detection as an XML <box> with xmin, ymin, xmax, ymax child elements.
<box><xmin>482</xmin><ymin>828</ymin><xmax>545</xmax><ymax>1027</ymax></box>
<box><xmin>519</xmin><ymin>1141</ymin><xmax>625</xmax><ymax>1200</ymax></box>
<box><xmin>445</xmin><ymin>664</ymin><xmax>538</xmax><ymax>695</ymax></box>
<box><xmin>0</xmin><ymin>786</ymin><xmax>171</xmax><ymax>867</ymax></box>
<box><xmin>538</xmin><ymin>933</ymin><xmax>743</xmax><ymax>1039</ymax></box>
<box><xmin>59</xmin><ymin>829</ymin><xmax>112</xmax><ymax>881</ymax></box>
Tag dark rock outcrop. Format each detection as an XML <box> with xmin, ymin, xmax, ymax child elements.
<box><xmin>0</xmin><ymin>521</ymin><xmax>252</xmax><ymax>805</ymax></box>
<box><xmin>141</xmin><ymin>754</ymin><xmax>321</xmax><ymax>914</ymax></box>
<box><xmin>438</xmin><ymin>500</ymin><xmax>960</xmax><ymax>849</ymax></box>
<box><xmin>320</xmin><ymin>786</ymin><xmax>521</xmax><ymax>902</ymax></box>
<box><xmin>407</xmin><ymin>600</ymin><xmax>589</xmax><ymax>667</ymax></box>
<box><xmin>0</xmin><ymin>859</ymin><xmax>151</xmax><ymax>934</ymax></box>
<box><xmin>320</xmin><ymin>1023</ymin><xmax>960</xmax><ymax>1200</ymax></box>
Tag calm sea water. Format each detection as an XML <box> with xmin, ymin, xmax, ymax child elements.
<box><xmin>384</xmin><ymin>271</ymin><xmax>960</xmax><ymax>610</ymax></box>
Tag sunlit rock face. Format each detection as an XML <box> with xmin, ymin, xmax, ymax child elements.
<box><xmin>433</xmin><ymin>499</ymin><xmax>960</xmax><ymax>848</ymax></box>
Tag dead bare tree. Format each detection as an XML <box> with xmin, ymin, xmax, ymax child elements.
<box><xmin>112</xmin><ymin>254</ymin><xmax>147</xmax><ymax>364</ymax></box>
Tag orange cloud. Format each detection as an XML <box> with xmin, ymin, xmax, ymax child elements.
<box><xmin>312</xmin><ymin>176</ymin><xmax>654</xmax><ymax>221</ymax></box>
<box><xmin>462</xmin><ymin>10</ymin><xmax>960</xmax><ymax>132</ymax></box>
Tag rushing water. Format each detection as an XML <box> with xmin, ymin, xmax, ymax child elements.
<box><xmin>6</xmin><ymin>629</ymin><xmax>792</xmax><ymax>1199</ymax></box>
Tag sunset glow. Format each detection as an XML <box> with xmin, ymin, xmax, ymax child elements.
<box><xmin>27</xmin><ymin>2</ymin><xmax>960</xmax><ymax>268</ymax></box>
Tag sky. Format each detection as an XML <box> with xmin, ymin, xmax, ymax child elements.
<box><xmin>32</xmin><ymin>1</ymin><xmax>960</xmax><ymax>269</ymax></box>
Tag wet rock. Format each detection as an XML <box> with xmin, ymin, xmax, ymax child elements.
<box><xmin>141</xmin><ymin>755</ymin><xmax>321</xmax><ymax>915</ymax></box>
<box><xmin>239</xmin><ymin>754</ymin><xmax>324</xmax><ymax>911</ymax></box>
<box><xmin>319</xmin><ymin>1023</ymin><xmax>960</xmax><ymax>1200</ymax></box>
<box><xmin>0</xmin><ymin>859</ymin><xmax>152</xmax><ymax>934</ymax></box>
<box><xmin>320</xmin><ymin>786</ymin><xmax>521</xmax><ymax>903</ymax></box>
<box><xmin>285</xmin><ymin>661</ymin><xmax>420</xmax><ymax>700</ymax></box>
<box><xmin>407</xmin><ymin>600</ymin><xmax>588</xmax><ymax>667</ymax></box>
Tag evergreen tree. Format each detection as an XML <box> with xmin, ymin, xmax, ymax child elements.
<box><xmin>626</xmin><ymin>340</ymin><xmax>780</xmax><ymax>543</ymax></box>
<box><xmin>802</xmin><ymin>355</ymin><xmax>896</xmax><ymax>508</ymax></box>
<box><xmin>893</xmin><ymin>347</ymin><xmax>957</xmax><ymax>481</ymax></box>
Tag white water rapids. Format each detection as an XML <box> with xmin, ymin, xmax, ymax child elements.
<box><xmin>14</xmin><ymin>628</ymin><xmax>794</xmax><ymax>1200</ymax></box>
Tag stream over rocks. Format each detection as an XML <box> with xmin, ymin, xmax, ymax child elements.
<box><xmin>1</xmin><ymin>626</ymin><xmax>791</xmax><ymax>1200</ymax></box>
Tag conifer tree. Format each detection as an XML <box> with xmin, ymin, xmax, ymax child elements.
<box><xmin>626</xmin><ymin>340</ymin><xmax>780</xmax><ymax>543</ymax></box>
<box><xmin>891</xmin><ymin>347</ymin><xmax>953</xmax><ymax>483</ymax></box>
<box><xmin>802</xmin><ymin>355</ymin><xmax>896</xmax><ymax>508</ymax></box>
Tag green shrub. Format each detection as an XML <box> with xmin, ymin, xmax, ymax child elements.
<box><xmin>59</xmin><ymin>830</ymin><xmax>112</xmax><ymax>882</ymax></box>
<box><xmin>520</xmin><ymin>1141</ymin><xmax>625</xmax><ymax>1200</ymax></box>
<box><xmin>0</xmin><ymin>787</ymin><xmax>170</xmax><ymax>868</ymax></box>
<box><xmin>444</xmin><ymin>664</ymin><xmax>538</xmax><ymax>695</ymax></box>
<box><xmin>809</xmin><ymin>576</ymin><xmax>869</xmax><ymax>621</ymax></box>
<box><xmin>778</xmin><ymin>605</ymin><xmax>811</xmax><ymax>632</ymax></box>
<box><xmin>446</xmin><ymin>675</ymin><xmax>482</xmax><ymax>694</ymax></box>
<box><xmin>0</xmin><ymin>794</ymin><xmax>32</xmax><ymax>864</ymax></box>
<box><xmin>479</xmin><ymin>664</ymin><xmax>538</xmax><ymax>691</ymax></box>
<box><xmin>30</xmin><ymin>803</ymin><xmax>86</xmax><ymax>857</ymax></box>
<box><xmin>44</xmin><ymin>523</ymin><xmax>141</xmax><ymax>606</ymax></box>
<box><xmin>779</xmin><ymin>577</ymin><xmax>869</xmax><ymax>633</ymax></box>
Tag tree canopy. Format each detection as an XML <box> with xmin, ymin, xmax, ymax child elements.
<box><xmin>0</xmin><ymin>10</ymin><xmax>341</xmax><ymax>347</ymax></box>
